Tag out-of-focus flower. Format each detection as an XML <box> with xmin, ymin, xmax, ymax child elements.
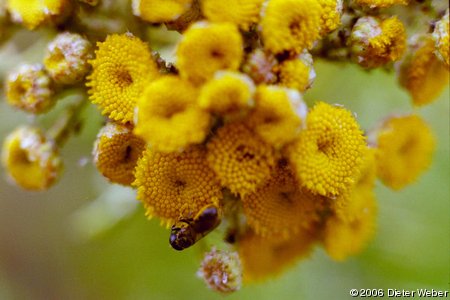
<box><xmin>134</xmin><ymin>76</ymin><xmax>210</xmax><ymax>153</ymax></box>
<box><xmin>275</xmin><ymin>51</ymin><xmax>315</xmax><ymax>92</ymax></box>
<box><xmin>398</xmin><ymin>35</ymin><xmax>449</xmax><ymax>106</ymax></box>
<box><xmin>260</xmin><ymin>0</ymin><xmax>322</xmax><ymax>54</ymax></box>
<box><xmin>133</xmin><ymin>146</ymin><xmax>222</xmax><ymax>226</ymax></box>
<box><xmin>86</xmin><ymin>33</ymin><xmax>160</xmax><ymax>124</ymax></box>
<box><xmin>238</xmin><ymin>228</ymin><xmax>316</xmax><ymax>282</ymax></box>
<box><xmin>132</xmin><ymin>0</ymin><xmax>193</xmax><ymax>23</ymax></box>
<box><xmin>350</xmin><ymin>16</ymin><xmax>406</xmax><ymax>68</ymax></box>
<box><xmin>242</xmin><ymin>162</ymin><xmax>328</xmax><ymax>240</ymax></box>
<box><xmin>201</xmin><ymin>0</ymin><xmax>264</xmax><ymax>30</ymax></box>
<box><xmin>197</xmin><ymin>248</ymin><xmax>242</xmax><ymax>293</ymax></box>
<box><xmin>177</xmin><ymin>22</ymin><xmax>243</xmax><ymax>85</ymax></box>
<box><xmin>1</xmin><ymin>126</ymin><xmax>62</xmax><ymax>191</ymax></box>
<box><xmin>44</xmin><ymin>32</ymin><xmax>93</xmax><ymax>85</ymax></box>
<box><xmin>374</xmin><ymin>114</ymin><xmax>435</xmax><ymax>190</ymax></box>
<box><xmin>198</xmin><ymin>71</ymin><xmax>255</xmax><ymax>121</ymax></box>
<box><xmin>246</xmin><ymin>85</ymin><xmax>307</xmax><ymax>149</ymax></box>
<box><xmin>317</xmin><ymin>0</ymin><xmax>343</xmax><ymax>35</ymax></box>
<box><xmin>206</xmin><ymin>122</ymin><xmax>275</xmax><ymax>197</ymax></box>
<box><xmin>6</xmin><ymin>64</ymin><xmax>55</xmax><ymax>114</ymax></box>
<box><xmin>93</xmin><ymin>122</ymin><xmax>145</xmax><ymax>186</ymax></box>
<box><xmin>432</xmin><ymin>9</ymin><xmax>449</xmax><ymax>67</ymax></box>
<box><xmin>6</xmin><ymin>0</ymin><xmax>71</xmax><ymax>29</ymax></box>
<box><xmin>353</xmin><ymin>0</ymin><xmax>409</xmax><ymax>9</ymax></box>
<box><xmin>288</xmin><ymin>102</ymin><xmax>366</xmax><ymax>197</ymax></box>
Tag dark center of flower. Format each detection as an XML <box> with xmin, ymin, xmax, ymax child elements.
<box><xmin>114</xmin><ymin>68</ymin><xmax>133</xmax><ymax>88</ymax></box>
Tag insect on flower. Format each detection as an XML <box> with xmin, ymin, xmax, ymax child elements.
<box><xmin>169</xmin><ymin>204</ymin><xmax>222</xmax><ymax>251</ymax></box>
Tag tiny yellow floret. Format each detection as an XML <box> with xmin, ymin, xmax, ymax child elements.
<box><xmin>132</xmin><ymin>0</ymin><xmax>193</xmax><ymax>23</ymax></box>
<box><xmin>134</xmin><ymin>76</ymin><xmax>210</xmax><ymax>153</ymax></box>
<box><xmin>133</xmin><ymin>146</ymin><xmax>222</xmax><ymax>226</ymax></box>
<box><xmin>6</xmin><ymin>0</ymin><xmax>70</xmax><ymax>29</ymax></box>
<box><xmin>261</xmin><ymin>0</ymin><xmax>322</xmax><ymax>54</ymax></box>
<box><xmin>87</xmin><ymin>33</ymin><xmax>159</xmax><ymax>124</ymax></box>
<box><xmin>206</xmin><ymin>122</ymin><xmax>275</xmax><ymax>197</ymax></box>
<box><xmin>93</xmin><ymin>122</ymin><xmax>146</xmax><ymax>186</ymax></box>
<box><xmin>288</xmin><ymin>102</ymin><xmax>366</xmax><ymax>197</ymax></box>
<box><xmin>177</xmin><ymin>22</ymin><xmax>243</xmax><ymax>85</ymax></box>
<box><xmin>202</xmin><ymin>0</ymin><xmax>264</xmax><ymax>30</ymax></box>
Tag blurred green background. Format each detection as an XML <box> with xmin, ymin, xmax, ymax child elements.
<box><xmin>0</xmin><ymin>27</ymin><xmax>449</xmax><ymax>300</ymax></box>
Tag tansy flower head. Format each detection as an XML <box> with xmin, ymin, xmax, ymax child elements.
<box><xmin>238</xmin><ymin>228</ymin><xmax>317</xmax><ymax>282</ymax></box>
<box><xmin>317</xmin><ymin>0</ymin><xmax>343</xmax><ymax>35</ymax></box>
<box><xmin>177</xmin><ymin>22</ymin><xmax>243</xmax><ymax>85</ymax></box>
<box><xmin>197</xmin><ymin>248</ymin><xmax>242</xmax><ymax>294</ymax></box>
<box><xmin>350</xmin><ymin>16</ymin><xmax>406</xmax><ymax>68</ymax></box>
<box><xmin>201</xmin><ymin>0</ymin><xmax>264</xmax><ymax>30</ymax></box>
<box><xmin>6</xmin><ymin>0</ymin><xmax>71</xmax><ymax>29</ymax></box>
<box><xmin>275</xmin><ymin>51</ymin><xmax>315</xmax><ymax>92</ymax></box>
<box><xmin>260</xmin><ymin>0</ymin><xmax>322</xmax><ymax>54</ymax></box>
<box><xmin>93</xmin><ymin>122</ymin><xmax>145</xmax><ymax>186</ymax></box>
<box><xmin>44</xmin><ymin>32</ymin><xmax>93</xmax><ymax>85</ymax></box>
<box><xmin>1</xmin><ymin>126</ymin><xmax>62</xmax><ymax>191</ymax></box>
<box><xmin>398</xmin><ymin>35</ymin><xmax>449</xmax><ymax>106</ymax></box>
<box><xmin>134</xmin><ymin>75</ymin><xmax>210</xmax><ymax>153</ymax></box>
<box><xmin>353</xmin><ymin>0</ymin><xmax>409</xmax><ymax>9</ymax></box>
<box><xmin>198</xmin><ymin>71</ymin><xmax>255</xmax><ymax>121</ymax></box>
<box><xmin>374</xmin><ymin>114</ymin><xmax>435</xmax><ymax>190</ymax></box>
<box><xmin>206</xmin><ymin>122</ymin><xmax>275</xmax><ymax>197</ymax></box>
<box><xmin>246</xmin><ymin>85</ymin><xmax>307</xmax><ymax>149</ymax></box>
<box><xmin>288</xmin><ymin>102</ymin><xmax>366</xmax><ymax>197</ymax></box>
<box><xmin>6</xmin><ymin>64</ymin><xmax>55</xmax><ymax>114</ymax></box>
<box><xmin>133</xmin><ymin>146</ymin><xmax>223</xmax><ymax>226</ymax></box>
<box><xmin>242</xmin><ymin>162</ymin><xmax>329</xmax><ymax>240</ymax></box>
<box><xmin>432</xmin><ymin>9</ymin><xmax>449</xmax><ymax>67</ymax></box>
<box><xmin>332</xmin><ymin>147</ymin><xmax>376</xmax><ymax>223</ymax></box>
<box><xmin>132</xmin><ymin>0</ymin><xmax>193</xmax><ymax>23</ymax></box>
<box><xmin>322</xmin><ymin>191</ymin><xmax>377</xmax><ymax>261</ymax></box>
<box><xmin>86</xmin><ymin>33</ymin><xmax>160</xmax><ymax>124</ymax></box>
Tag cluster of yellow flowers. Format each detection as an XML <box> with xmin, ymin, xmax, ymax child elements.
<box><xmin>0</xmin><ymin>0</ymin><xmax>448</xmax><ymax>293</ymax></box>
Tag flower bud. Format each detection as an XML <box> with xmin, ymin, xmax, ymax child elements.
<box><xmin>6</xmin><ymin>64</ymin><xmax>55</xmax><ymax>114</ymax></box>
<box><xmin>44</xmin><ymin>32</ymin><xmax>94</xmax><ymax>85</ymax></box>
<box><xmin>2</xmin><ymin>126</ymin><xmax>63</xmax><ymax>191</ymax></box>
<box><xmin>197</xmin><ymin>248</ymin><xmax>242</xmax><ymax>294</ymax></box>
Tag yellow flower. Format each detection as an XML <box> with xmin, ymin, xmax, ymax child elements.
<box><xmin>198</xmin><ymin>71</ymin><xmax>255</xmax><ymax>121</ymax></box>
<box><xmin>288</xmin><ymin>102</ymin><xmax>366</xmax><ymax>197</ymax></box>
<box><xmin>322</xmin><ymin>191</ymin><xmax>377</xmax><ymax>261</ymax></box>
<box><xmin>206</xmin><ymin>122</ymin><xmax>275</xmax><ymax>197</ymax></box>
<box><xmin>238</xmin><ymin>228</ymin><xmax>317</xmax><ymax>282</ymax></box>
<box><xmin>242</xmin><ymin>162</ymin><xmax>329</xmax><ymax>240</ymax></box>
<box><xmin>177</xmin><ymin>22</ymin><xmax>243</xmax><ymax>85</ymax></box>
<box><xmin>1</xmin><ymin>126</ymin><xmax>62</xmax><ymax>191</ymax></box>
<box><xmin>132</xmin><ymin>0</ymin><xmax>193</xmax><ymax>23</ymax></box>
<box><xmin>86</xmin><ymin>33</ymin><xmax>160</xmax><ymax>124</ymax></box>
<box><xmin>333</xmin><ymin>148</ymin><xmax>376</xmax><ymax>223</ymax></box>
<box><xmin>44</xmin><ymin>32</ymin><xmax>93</xmax><ymax>85</ymax></box>
<box><xmin>276</xmin><ymin>51</ymin><xmax>315</xmax><ymax>92</ymax></box>
<box><xmin>350</xmin><ymin>16</ymin><xmax>406</xmax><ymax>68</ymax></box>
<box><xmin>317</xmin><ymin>0</ymin><xmax>343</xmax><ymax>35</ymax></box>
<box><xmin>134</xmin><ymin>76</ymin><xmax>210</xmax><ymax>153</ymax></box>
<box><xmin>93</xmin><ymin>122</ymin><xmax>146</xmax><ymax>186</ymax></box>
<box><xmin>432</xmin><ymin>9</ymin><xmax>449</xmax><ymax>67</ymax></box>
<box><xmin>398</xmin><ymin>35</ymin><xmax>449</xmax><ymax>106</ymax></box>
<box><xmin>246</xmin><ymin>85</ymin><xmax>307</xmax><ymax>149</ymax></box>
<box><xmin>6</xmin><ymin>64</ymin><xmax>55</xmax><ymax>114</ymax></box>
<box><xmin>260</xmin><ymin>0</ymin><xmax>322</xmax><ymax>54</ymax></box>
<box><xmin>197</xmin><ymin>248</ymin><xmax>242</xmax><ymax>293</ymax></box>
<box><xmin>201</xmin><ymin>0</ymin><xmax>264</xmax><ymax>30</ymax></box>
<box><xmin>374</xmin><ymin>115</ymin><xmax>435</xmax><ymax>190</ymax></box>
<box><xmin>353</xmin><ymin>0</ymin><xmax>409</xmax><ymax>8</ymax></box>
<box><xmin>6</xmin><ymin>0</ymin><xmax>70</xmax><ymax>29</ymax></box>
<box><xmin>133</xmin><ymin>146</ymin><xmax>222</xmax><ymax>226</ymax></box>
